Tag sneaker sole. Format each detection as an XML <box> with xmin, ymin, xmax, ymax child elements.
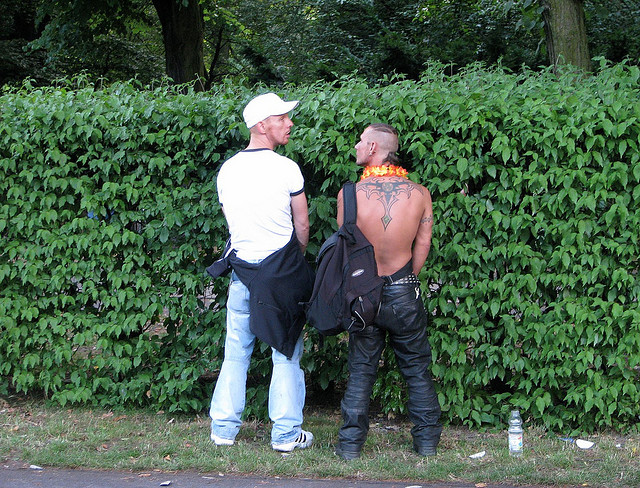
<box><xmin>272</xmin><ymin>433</ymin><xmax>313</xmax><ymax>452</ymax></box>
<box><xmin>211</xmin><ymin>434</ymin><xmax>234</xmax><ymax>446</ymax></box>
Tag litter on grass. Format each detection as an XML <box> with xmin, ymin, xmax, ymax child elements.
<box><xmin>575</xmin><ymin>439</ymin><xmax>595</xmax><ymax>449</ymax></box>
<box><xmin>559</xmin><ymin>437</ymin><xmax>595</xmax><ymax>449</ymax></box>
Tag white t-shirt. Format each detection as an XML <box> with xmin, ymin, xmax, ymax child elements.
<box><xmin>217</xmin><ymin>148</ymin><xmax>304</xmax><ymax>261</ymax></box>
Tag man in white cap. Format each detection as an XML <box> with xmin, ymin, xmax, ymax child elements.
<box><xmin>208</xmin><ymin>93</ymin><xmax>314</xmax><ymax>452</ymax></box>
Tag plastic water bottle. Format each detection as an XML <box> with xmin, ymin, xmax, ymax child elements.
<box><xmin>508</xmin><ymin>410</ymin><xmax>523</xmax><ymax>456</ymax></box>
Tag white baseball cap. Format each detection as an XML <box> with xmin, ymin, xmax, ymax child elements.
<box><xmin>242</xmin><ymin>92</ymin><xmax>299</xmax><ymax>129</ymax></box>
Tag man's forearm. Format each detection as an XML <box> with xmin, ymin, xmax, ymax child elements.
<box><xmin>412</xmin><ymin>244</ymin><xmax>430</xmax><ymax>275</ymax></box>
<box><xmin>291</xmin><ymin>192</ymin><xmax>309</xmax><ymax>254</ymax></box>
<box><xmin>294</xmin><ymin>222</ymin><xmax>309</xmax><ymax>253</ymax></box>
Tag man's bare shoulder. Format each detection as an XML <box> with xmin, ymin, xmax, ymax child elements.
<box><xmin>356</xmin><ymin>177</ymin><xmax>428</xmax><ymax>197</ymax></box>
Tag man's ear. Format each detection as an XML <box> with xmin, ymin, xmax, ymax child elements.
<box><xmin>255</xmin><ymin>120</ymin><xmax>267</xmax><ymax>134</ymax></box>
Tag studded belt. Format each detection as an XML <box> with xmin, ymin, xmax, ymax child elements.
<box><xmin>385</xmin><ymin>273</ymin><xmax>420</xmax><ymax>286</ymax></box>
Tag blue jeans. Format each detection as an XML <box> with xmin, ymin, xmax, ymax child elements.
<box><xmin>209</xmin><ymin>272</ymin><xmax>306</xmax><ymax>444</ymax></box>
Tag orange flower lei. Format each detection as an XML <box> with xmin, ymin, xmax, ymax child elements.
<box><xmin>361</xmin><ymin>165</ymin><xmax>408</xmax><ymax>180</ymax></box>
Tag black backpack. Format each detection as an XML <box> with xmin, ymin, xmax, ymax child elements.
<box><xmin>304</xmin><ymin>182</ymin><xmax>385</xmax><ymax>335</ymax></box>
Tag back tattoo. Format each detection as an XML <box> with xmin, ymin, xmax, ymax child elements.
<box><xmin>358</xmin><ymin>179</ymin><xmax>424</xmax><ymax>230</ymax></box>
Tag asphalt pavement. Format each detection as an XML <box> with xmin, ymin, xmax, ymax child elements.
<box><xmin>0</xmin><ymin>462</ymin><xmax>498</xmax><ymax>488</ymax></box>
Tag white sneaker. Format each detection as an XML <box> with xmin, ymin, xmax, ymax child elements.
<box><xmin>272</xmin><ymin>430</ymin><xmax>314</xmax><ymax>452</ymax></box>
<box><xmin>211</xmin><ymin>433</ymin><xmax>234</xmax><ymax>446</ymax></box>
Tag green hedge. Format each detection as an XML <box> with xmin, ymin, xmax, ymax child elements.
<box><xmin>1</xmin><ymin>60</ymin><xmax>639</xmax><ymax>433</ymax></box>
<box><xmin>289</xmin><ymin>60</ymin><xmax>640</xmax><ymax>433</ymax></box>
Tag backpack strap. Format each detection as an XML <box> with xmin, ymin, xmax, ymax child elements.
<box><xmin>341</xmin><ymin>182</ymin><xmax>358</xmax><ymax>242</ymax></box>
<box><xmin>342</xmin><ymin>181</ymin><xmax>357</xmax><ymax>226</ymax></box>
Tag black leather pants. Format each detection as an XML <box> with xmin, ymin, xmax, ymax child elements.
<box><xmin>337</xmin><ymin>280</ymin><xmax>442</xmax><ymax>455</ymax></box>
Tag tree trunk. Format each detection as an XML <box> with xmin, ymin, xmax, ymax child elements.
<box><xmin>541</xmin><ymin>0</ymin><xmax>592</xmax><ymax>72</ymax></box>
<box><xmin>152</xmin><ymin>0</ymin><xmax>205</xmax><ymax>88</ymax></box>
<box><xmin>204</xmin><ymin>24</ymin><xmax>231</xmax><ymax>90</ymax></box>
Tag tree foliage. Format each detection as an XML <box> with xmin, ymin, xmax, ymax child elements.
<box><xmin>0</xmin><ymin>0</ymin><xmax>51</xmax><ymax>86</ymax></box>
<box><xmin>1</xmin><ymin>1</ymin><xmax>639</xmax><ymax>87</ymax></box>
<box><xmin>586</xmin><ymin>0</ymin><xmax>640</xmax><ymax>64</ymax></box>
<box><xmin>2</xmin><ymin>0</ymin><xmax>165</xmax><ymax>84</ymax></box>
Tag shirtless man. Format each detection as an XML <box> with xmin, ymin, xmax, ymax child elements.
<box><xmin>334</xmin><ymin>123</ymin><xmax>442</xmax><ymax>460</ymax></box>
